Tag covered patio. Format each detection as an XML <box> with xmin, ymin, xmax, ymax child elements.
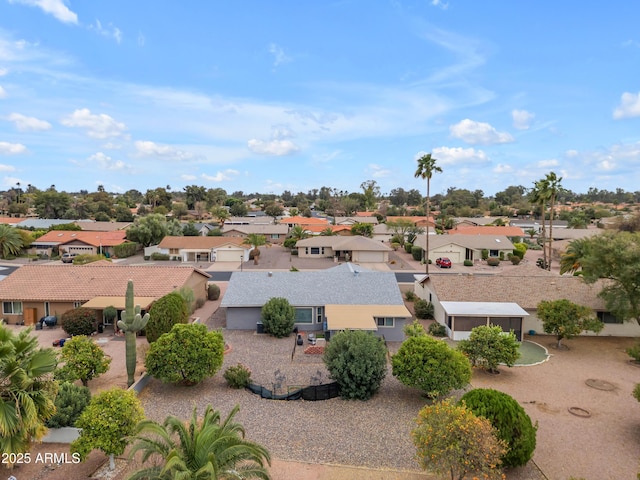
<box><xmin>440</xmin><ymin>301</ymin><xmax>528</xmax><ymax>341</ymax></box>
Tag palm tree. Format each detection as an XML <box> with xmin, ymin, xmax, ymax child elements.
<box><xmin>288</xmin><ymin>225</ymin><xmax>310</xmax><ymax>242</ymax></box>
<box><xmin>0</xmin><ymin>224</ymin><xmax>24</xmax><ymax>259</ymax></box>
<box><xmin>544</xmin><ymin>172</ymin><xmax>563</xmax><ymax>271</ymax></box>
<box><xmin>127</xmin><ymin>404</ymin><xmax>271</xmax><ymax>480</ymax></box>
<box><xmin>414</xmin><ymin>153</ymin><xmax>442</xmax><ymax>274</ymax></box>
<box><xmin>559</xmin><ymin>237</ymin><xmax>590</xmax><ymax>275</ymax></box>
<box><xmin>320</xmin><ymin>226</ymin><xmax>336</xmax><ymax>236</ymax></box>
<box><xmin>529</xmin><ymin>180</ymin><xmax>550</xmax><ymax>269</ymax></box>
<box><xmin>0</xmin><ymin>326</ymin><xmax>58</xmax><ymax>461</ymax></box>
<box><xmin>243</xmin><ymin>233</ymin><xmax>267</xmax><ymax>265</ymax></box>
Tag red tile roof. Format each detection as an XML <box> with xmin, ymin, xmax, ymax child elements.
<box><xmin>450</xmin><ymin>225</ymin><xmax>525</xmax><ymax>237</ymax></box>
<box><xmin>34</xmin><ymin>230</ymin><xmax>128</xmax><ymax>247</ymax></box>
<box><xmin>285</xmin><ymin>216</ymin><xmax>329</xmax><ymax>225</ymax></box>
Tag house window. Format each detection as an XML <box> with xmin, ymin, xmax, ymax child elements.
<box><xmin>489</xmin><ymin>249</ymin><xmax>499</xmax><ymax>257</ymax></box>
<box><xmin>3</xmin><ymin>301</ymin><xmax>23</xmax><ymax>315</ymax></box>
<box><xmin>310</xmin><ymin>247</ymin><xmax>320</xmax><ymax>255</ymax></box>
<box><xmin>295</xmin><ymin>308</ymin><xmax>313</xmax><ymax>324</ymax></box>
<box><xmin>597</xmin><ymin>311</ymin><xmax>622</xmax><ymax>324</ymax></box>
<box><xmin>73</xmin><ymin>301</ymin><xmax>82</xmax><ymax>308</ymax></box>
<box><xmin>316</xmin><ymin>306</ymin><xmax>324</xmax><ymax>323</ymax></box>
<box><xmin>376</xmin><ymin>317</ymin><xmax>394</xmax><ymax>327</ymax></box>
<box><xmin>44</xmin><ymin>302</ymin><xmax>50</xmax><ymax>317</ymax></box>
<box><xmin>270</xmin><ymin>234</ymin><xmax>279</xmax><ymax>239</ymax></box>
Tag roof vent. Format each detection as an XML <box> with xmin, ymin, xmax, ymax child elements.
<box><xmin>268</xmin><ymin>272</ymin><xmax>273</xmax><ymax>277</ymax></box>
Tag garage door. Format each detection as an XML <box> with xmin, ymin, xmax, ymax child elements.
<box><xmin>216</xmin><ymin>249</ymin><xmax>242</xmax><ymax>262</ymax></box>
<box><xmin>355</xmin><ymin>251</ymin><xmax>385</xmax><ymax>263</ymax></box>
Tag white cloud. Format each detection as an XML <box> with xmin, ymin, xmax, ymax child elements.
<box><xmin>61</xmin><ymin>108</ymin><xmax>127</xmax><ymax>139</ymax></box>
<box><xmin>537</xmin><ymin>159</ymin><xmax>559</xmax><ymax>168</ymax></box>
<box><xmin>8</xmin><ymin>112</ymin><xmax>52</xmax><ymax>131</ymax></box>
<box><xmin>368</xmin><ymin>163</ymin><xmax>391</xmax><ymax>178</ymax></box>
<box><xmin>180</xmin><ymin>174</ymin><xmax>197</xmax><ymax>181</ymax></box>
<box><xmin>431</xmin><ymin>146</ymin><xmax>489</xmax><ymax>165</ymax></box>
<box><xmin>268</xmin><ymin>43</ymin><xmax>292</xmax><ymax>67</ymax></box>
<box><xmin>431</xmin><ymin>0</ymin><xmax>449</xmax><ymax>9</ymax></box>
<box><xmin>449</xmin><ymin>119</ymin><xmax>514</xmax><ymax>145</ymax></box>
<box><xmin>0</xmin><ymin>86</ymin><xmax>6</xmax><ymax>98</ymax></box>
<box><xmin>201</xmin><ymin>169</ymin><xmax>239</xmax><ymax>183</ymax></box>
<box><xmin>512</xmin><ymin>109</ymin><xmax>535</xmax><ymax>130</ymax></box>
<box><xmin>565</xmin><ymin>149</ymin><xmax>578</xmax><ymax>158</ymax></box>
<box><xmin>88</xmin><ymin>152</ymin><xmax>128</xmax><ymax>170</ymax></box>
<box><xmin>0</xmin><ymin>164</ymin><xmax>16</xmax><ymax>172</ymax></box>
<box><xmin>493</xmin><ymin>164</ymin><xmax>513</xmax><ymax>173</ymax></box>
<box><xmin>134</xmin><ymin>140</ymin><xmax>194</xmax><ymax>161</ymax></box>
<box><xmin>0</xmin><ymin>142</ymin><xmax>27</xmax><ymax>155</ymax></box>
<box><xmin>89</xmin><ymin>20</ymin><xmax>123</xmax><ymax>44</ymax></box>
<box><xmin>248</xmin><ymin>139</ymin><xmax>299</xmax><ymax>156</ymax></box>
<box><xmin>8</xmin><ymin>0</ymin><xmax>78</xmax><ymax>24</ymax></box>
<box><xmin>613</xmin><ymin>91</ymin><xmax>640</xmax><ymax>119</ymax></box>
<box><xmin>0</xmin><ymin>68</ymin><xmax>7</xmax><ymax>76</ymax></box>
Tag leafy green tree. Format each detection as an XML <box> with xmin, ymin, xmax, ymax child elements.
<box><xmin>0</xmin><ymin>326</ymin><xmax>58</xmax><ymax>460</ymax></box>
<box><xmin>146</xmin><ymin>291</ymin><xmax>190</xmax><ymax>343</ymax></box>
<box><xmin>182</xmin><ymin>221</ymin><xmax>200</xmax><ymax>236</ymax></box>
<box><xmin>340</xmin><ymin>196</ymin><xmax>361</xmax><ymax>216</ymax></box>
<box><xmin>115</xmin><ymin>204</ymin><xmax>134</xmax><ymax>222</ymax></box>
<box><xmin>211</xmin><ymin>205</ymin><xmax>230</xmax><ymax>225</ymax></box>
<box><xmin>403</xmin><ymin>319</ymin><xmax>427</xmax><ymax>337</ymax></box>
<box><xmin>171</xmin><ymin>202</ymin><xmax>189</xmax><ymax>220</ymax></box>
<box><xmin>460</xmin><ymin>388</ymin><xmax>537</xmax><ymax>468</ymax></box>
<box><xmin>33</xmin><ymin>189</ymin><xmax>72</xmax><ymax>218</ymax></box>
<box><xmin>360</xmin><ymin>179</ymin><xmax>380</xmax><ymax>211</ymax></box>
<box><xmin>243</xmin><ymin>233</ymin><xmax>267</xmax><ymax>264</ymax></box>
<box><xmin>350</xmin><ymin>222</ymin><xmax>373</xmax><ymax>237</ymax></box>
<box><xmin>458</xmin><ymin>325</ymin><xmax>521</xmax><ymax>373</ymax></box>
<box><xmin>61</xmin><ymin>307</ymin><xmax>97</xmax><ymax>336</ymax></box>
<box><xmin>127</xmin><ymin>404</ymin><xmax>271</xmax><ymax>480</ymax></box>
<box><xmin>580</xmin><ymin>231</ymin><xmax>640</xmax><ymax>325</ymax></box>
<box><xmin>145</xmin><ymin>323</ymin><xmax>225</xmax><ymax>385</ymax></box>
<box><xmin>183</xmin><ymin>185</ymin><xmax>207</xmax><ymax>210</ymax></box>
<box><xmin>0</xmin><ymin>224</ymin><xmax>24</xmax><ymax>258</ymax></box>
<box><xmin>414</xmin><ymin>299</ymin><xmax>434</xmax><ymax>319</ymax></box>
<box><xmin>46</xmin><ymin>382</ymin><xmax>91</xmax><ymax>428</ymax></box>
<box><xmin>56</xmin><ymin>336</ymin><xmax>111</xmax><ymax>387</ymax></box>
<box><xmin>126</xmin><ymin>213</ymin><xmax>178</xmax><ymax>247</ymax></box>
<box><xmin>412</xmin><ymin>398</ymin><xmax>507</xmax><ymax>480</ymax></box>
<box><xmin>392</xmin><ymin>335</ymin><xmax>471</xmax><ymax>398</ymax></box>
<box><xmin>385</xmin><ymin>218</ymin><xmax>421</xmax><ymax>246</ymax></box>
<box><xmin>264</xmin><ymin>201</ymin><xmax>284</xmax><ymax>222</ymax></box>
<box><xmin>71</xmin><ymin>388</ymin><xmax>144</xmax><ymax>471</ymax></box>
<box><xmin>261</xmin><ymin>297</ymin><xmax>295</xmax><ymax>338</ymax></box>
<box><xmin>537</xmin><ymin>299</ymin><xmax>604</xmax><ymax>349</ymax></box>
<box><xmin>323</xmin><ymin>330</ymin><xmax>387</xmax><ymax>400</ymax></box>
<box><xmin>229</xmin><ymin>201</ymin><xmax>248</xmax><ymax>217</ymax></box>
<box><xmin>414</xmin><ymin>153</ymin><xmax>442</xmax><ymax>273</ymax></box>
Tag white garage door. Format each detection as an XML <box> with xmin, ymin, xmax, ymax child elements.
<box><xmin>216</xmin><ymin>249</ymin><xmax>243</xmax><ymax>262</ymax></box>
<box><xmin>355</xmin><ymin>251</ymin><xmax>385</xmax><ymax>263</ymax></box>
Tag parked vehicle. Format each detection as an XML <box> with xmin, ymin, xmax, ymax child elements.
<box><xmin>435</xmin><ymin>257</ymin><xmax>452</xmax><ymax>268</ymax></box>
<box><xmin>61</xmin><ymin>253</ymin><xmax>77</xmax><ymax>263</ymax></box>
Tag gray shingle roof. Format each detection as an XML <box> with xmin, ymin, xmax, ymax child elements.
<box><xmin>221</xmin><ymin>263</ymin><xmax>403</xmax><ymax>308</ymax></box>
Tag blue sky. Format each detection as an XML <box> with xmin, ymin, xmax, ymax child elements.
<box><xmin>0</xmin><ymin>1</ymin><xmax>639</xmax><ymax>197</ymax></box>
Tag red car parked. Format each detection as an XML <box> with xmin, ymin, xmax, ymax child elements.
<box><xmin>436</xmin><ymin>257</ymin><xmax>452</xmax><ymax>268</ymax></box>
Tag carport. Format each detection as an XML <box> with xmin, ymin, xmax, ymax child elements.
<box><xmin>440</xmin><ymin>301</ymin><xmax>528</xmax><ymax>341</ymax></box>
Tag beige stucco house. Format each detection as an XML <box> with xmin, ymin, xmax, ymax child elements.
<box><xmin>296</xmin><ymin>235</ymin><xmax>391</xmax><ymax>263</ymax></box>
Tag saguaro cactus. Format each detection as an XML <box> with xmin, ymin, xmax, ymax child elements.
<box><xmin>117</xmin><ymin>280</ymin><xmax>150</xmax><ymax>387</ymax></box>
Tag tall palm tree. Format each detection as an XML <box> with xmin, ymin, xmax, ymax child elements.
<box><xmin>0</xmin><ymin>326</ymin><xmax>58</xmax><ymax>461</ymax></box>
<box><xmin>288</xmin><ymin>225</ymin><xmax>310</xmax><ymax>242</ymax></box>
<box><xmin>414</xmin><ymin>153</ymin><xmax>442</xmax><ymax>274</ymax></box>
<box><xmin>544</xmin><ymin>172</ymin><xmax>563</xmax><ymax>271</ymax></box>
<box><xmin>127</xmin><ymin>404</ymin><xmax>271</xmax><ymax>480</ymax></box>
<box><xmin>529</xmin><ymin>180</ymin><xmax>550</xmax><ymax>269</ymax></box>
<box><xmin>0</xmin><ymin>224</ymin><xmax>24</xmax><ymax>259</ymax></box>
<box><xmin>243</xmin><ymin>233</ymin><xmax>267</xmax><ymax>265</ymax></box>
<box><xmin>559</xmin><ymin>237</ymin><xmax>590</xmax><ymax>275</ymax></box>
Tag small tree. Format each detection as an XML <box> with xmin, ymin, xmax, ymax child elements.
<box><xmin>537</xmin><ymin>299</ymin><xmax>604</xmax><ymax>349</ymax></box>
<box><xmin>323</xmin><ymin>330</ymin><xmax>387</xmax><ymax>400</ymax></box>
<box><xmin>61</xmin><ymin>307</ymin><xmax>97</xmax><ymax>336</ymax></box>
<box><xmin>411</xmin><ymin>245</ymin><xmax>424</xmax><ymax>262</ymax></box>
<box><xmin>243</xmin><ymin>233</ymin><xmax>267</xmax><ymax>265</ymax></box>
<box><xmin>403</xmin><ymin>319</ymin><xmax>427</xmax><ymax>337</ymax></box>
<box><xmin>460</xmin><ymin>388</ymin><xmax>537</xmax><ymax>468</ymax></box>
<box><xmin>103</xmin><ymin>305</ymin><xmax>117</xmax><ymax>326</ymax></box>
<box><xmin>350</xmin><ymin>222</ymin><xmax>373</xmax><ymax>237</ymax></box>
<box><xmin>55</xmin><ymin>336</ymin><xmax>111</xmax><ymax>387</ymax></box>
<box><xmin>261</xmin><ymin>297</ymin><xmax>295</xmax><ymax>338</ymax></box>
<box><xmin>392</xmin><ymin>335</ymin><xmax>471</xmax><ymax>398</ymax></box>
<box><xmin>208</xmin><ymin>283</ymin><xmax>221</xmax><ymax>300</ymax></box>
<box><xmin>46</xmin><ymin>382</ymin><xmax>91</xmax><ymax>428</ymax></box>
<box><xmin>145</xmin><ymin>323</ymin><xmax>225</xmax><ymax>385</ymax></box>
<box><xmin>414</xmin><ymin>299</ymin><xmax>434</xmax><ymax>319</ymax></box>
<box><xmin>412</xmin><ymin>398</ymin><xmax>507</xmax><ymax>480</ymax></box>
<box><xmin>71</xmin><ymin>388</ymin><xmax>144</xmax><ymax>471</ymax></box>
<box><xmin>458</xmin><ymin>325</ymin><xmax>520</xmax><ymax>373</ymax></box>
<box><xmin>146</xmin><ymin>291</ymin><xmax>189</xmax><ymax>343</ymax></box>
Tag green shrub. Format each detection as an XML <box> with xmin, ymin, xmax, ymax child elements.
<box><xmin>487</xmin><ymin>257</ymin><xmax>500</xmax><ymax>267</ymax></box>
<box><xmin>499</xmin><ymin>251</ymin><xmax>505</xmax><ymax>260</ymax></box>
<box><xmin>103</xmin><ymin>306</ymin><xmax>117</xmax><ymax>325</ymax></box>
<box><xmin>463</xmin><ymin>259</ymin><xmax>473</xmax><ymax>267</ymax></box>
<box><xmin>414</xmin><ymin>299</ymin><xmax>434</xmax><ymax>319</ymax></box>
<box><xmin>458</xmin><ymin>325</ymin><xmax>520</xmax><ymax>373</ymax></box>
<box><xmin>291</xmin><ymin>249</ymin><xmax>298</xmax><ymax>255</ymax></box>
<box><xmin>283</xmin><ymin>237</ymin><xmax>297</xmax><ymax>249</ymax></box>
<box><xmin>73</xmin><ymin>254</ymin><xmax>110</xmax><ymax>265</ymax></box>
<box><xmin>261</xmin><ymin>297</ymin><xmax>295</xmax><ymax>338</ymax></box>
<box><xmin>178</xmin><ymin>286</ymin><xmax>195</xmax><ymax>314</ymax></box>
<box><xmin>405</xmin><ymin>291</ymin><xmax>417</xmax><ymax>301</ymax></box>
<box><xmin>146</xmin><ymin>323</ymin><xmax>225</xmax><ymax>385</ymax></box>
<box><xmin>404</xmin><ymin>242</ymin><xmax>413</xmax><ymax>254</ymax></box>
<box><xmin>510</xmin><ymin>255</ymin><xmax>521</xmax><ymax>265</ymax></box>
<box><xmin>323</xmin><ymin>330</ymin><xmax>387</xmax><ymax>400</ymax></box>
<box><xmin>633</xmin><ymin>383</ymin><xmax>640</xmax><ymax>402</ymax></box>
<box><xmin>481</xmin><ymin>249</ymin><xmax>489</xmax><ymax>260</ymax></box>
<box><xmin>513</xmin><ymin>242</ymin><xmax>528</xmax><ymax>259</ymax></box>
<box><xmin>146</xmin><ymin>292</ymin><xmax>190</xmax><ymax>343</ymax></box>
<box><xmin>403</xmin><ymin>319</ymin><xmax>427</xmax><ymax>337</ymax></box>
<box><xmin>223</xmin><ymin>363</ymin><xmax>252</xmax><ymax>389</ymax></box>
<box><xmin>195</xmin><ymin>297</ymin><xmax>205</xmax><ymax>309</ymax></box>
<box><xmin>428</xmin><ymin>322</ymin><xmax>447</xmax><ymax>337</ymax></box>
<box><xmin>46</xmin><ymin>382</ymin><xmax>91</xmax><ymax>428</ymax></box>
<box><xmin>392</xmin><ymin>335</ymin><xmax>471</xmax><ymax>398</ymax></box>
<box><xmin>627</xmin><ymin>344</ymin><xmax>640</xmax><ymax>362</ymax></box>
<box><xmin>55</xmin><ymin>336</ymin><xmax>111</xmax><ymax>387</ymax></box>
<box><xmin>150</xmin><ymin>252</ymin><xmax>170</xmax><ymax>261</ymax></box>
<box><xmin>208</xmin><ymin>283</ymin><xmax>221</xmax><ymax>301</ymax></box>
<box><xmin>411</xmin><ymin>245</ymin><xmax>424</xmax><ymax>261</ymax></box>
<box><xmin>113</xmin><ymin>242</ymin><xmax>138</xmax><ymax>258</ymax></box>
<box><xmin>460</xmin><ymin>388</ymin><xmax>537</xmax><ymax>467</ymax></box>
<box><xmin>61</xmin><ymin>308</ymin><xmax>97</xmax><ymax>336</ymax></box>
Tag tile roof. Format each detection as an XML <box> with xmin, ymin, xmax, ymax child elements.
<box><xmin>415</xmin><ymin>234</ymin><xmax>515</xmax><ymax>251</ymax></box>
<box><xmin>449</xmin><ymin>225</ymin><xmax>525</xmax><ymax>237</ymax></box>
<box><xmin>74</xmin><ymin>221</ymin><xmax>133</xmax><ymax>232</ymax></box>
<box><xmin>285</xmin><ymin>216</ymin><xmax>330</xmax><ymax>225</ymax></box>
<box><xmin>0</xmin><ymin>264</ymin><xmax>210</xmax><ymax>302</ymax></box>
<box><xmin>0</xmin><ymin>217</ymin><xmax>24</xmax><ymax>225</ymax></box>
<box><xmin>33</xmin><ymin>230</ymin><xmax>128</xmax><ymax>247</ymax></box>
<box><xmin>304</xmin><ymin>225</ymin><xmax>352</xmax><ymax>234</ymax></box>
<box><xmin>422</xmin><ymin>273</ymin><xmax>607</xmax><ymax>310</ymax></box>
<box><xmin>222</xmin><ymin>224</ymin><xmax>289</xmax><ymax>235</ymax></box>
<box><xmin>221</xmin><ymin>263</ymin><xmax>403</xmax><ymax>308</ymax></box>
<box><xmin>157</xmin><ymin>236</ymin><xmax>246</xmax><ymax>249</ymax></box>
<box><xmin>296</xmin><ymin>235</ymin><xmax>391</xmax><ymax>251</ymax></box>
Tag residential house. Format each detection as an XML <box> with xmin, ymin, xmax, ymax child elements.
<box><xmin>224</xmin><ymin>216</ymin><xmax>274</xmax><ymax>226</ymax></box>
<box><xmin>222</xmin><ymin>224</ymin><xmax>290</xmax><ymax>244</ymax></box>
<box><xmin>31</xmin><ymin>230</ymin><xmax>129</xmax><ymax>258</ymax></box>
<box><xmin>414</xmin><ymin>270</ymin><xmax>638</xmax><ymax>340</ymax></box>
<box><xmin>333</xmin><ymin>216</ymin><xmax>379</xmax><ymax>226</ymax></box>
<box><xmin>284</xmin><ymin>216</ymin><xmax>330</xmax><ymax>228</ymax></box>
<box><xmin>449</xmin><ymin>225</ymin><xmax>526</xmax><ymax>238</ymax></box>
<box><xmin>221</xmin><ymin>263</ymin><xmax>411</xmax><ymax>341</ymax></box>
<box><xmin>413</xmin><ymin>234</ymin><xmax>515</xmax><ymax>264</ymax></box>
<box><xmin>387</xmin><ymin>216</ymin><xmax>435</xmax><ymax>229</ymax></box>
<box><xmin>510</xmin><ymin>219</ymin><xmax>569</xmax><ymax>233</ymax></box>
<box><xmin>0</xmin><ymin>263</ymin><xmax>210</xmax><ymax>328</ymax></box>
<box><xmin>304</xmin><ymin>224</ymin><xmax>352</xmax><ymax>236</ymax></box>
<box><xmin>453</xmin><ymin>216</ymin><xmax>510</xmax><ymax>227</ymax></box>
<box><xmin>15</xmin><ymin>219</ymin><xmax>78</xmax><ymax>230</ymax></box>
<box><xmin>74</xmin><ymin>220</ymin><xmax>133</xmax><ymax>232</ymax></box>
<box><xmin>296</xmin><ymin>235</ymin><xmax>391</xmax><ymax>263</ymax></box>
<box><xmin>157</xmin><ymin>236</ymin><xmax>251</xmax><ymax>263</ymax></box>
